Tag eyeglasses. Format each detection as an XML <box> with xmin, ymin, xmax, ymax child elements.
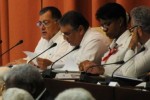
<box><xmin>101</xmin><ymin>21</ymin><xmax>112</xmax><ymax>31</ymax></box>
<box><xmin>36</xmin><ymin>20</ymin><xmax>51</xmax><ymax>28</ymax></box>
<box><xmin>129</xmin><ymin>25</ymin><xmax>140</xmax><ymax>32</ymax></box>
<box><xmin>62</xmin><ymin>28</ymin><xmax>78</xmax><ymax>37</ymax></box>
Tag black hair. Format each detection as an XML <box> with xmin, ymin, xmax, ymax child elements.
<box><xmin>39</xmin><ymin>6</ymin><xmax>62</xmax><ymax>21</ymax></box>
<box><xmin>96</xmin><ymin>3</ymin><xmax>127</xmax><ymax>26</ymax></box>
<box><xmin>59</xmin><ymin>11</ymin><xmax>89</xmax><ymax>31</ymax></box>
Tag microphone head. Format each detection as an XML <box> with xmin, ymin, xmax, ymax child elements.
<box><xmin>47</xmin><ymin>43</ymin><xmax>57</xmax><ymax>49</ymax></box>
<box><xmin>17</xmin><ymin>40</ymin><xmax>23</xmax><ymax>45</ymax></box>
<box><xmin>140</xmin><ymin>47</ymin><xmax>145</xmax><ymax>52</ymax></box>
<box><xmin>73</xmin><ymin>45</ymin><xmax>80</xmax><ymax>51</ymax></box>
<box><xmin>115</xmin><ymin>61</ymin><xmax>125</xmax><ymax>64</ymax></box>
<box><xmin>52</xmin><ymin>43</ymin><xmax>57</xmax><ymax>47</ymax></box>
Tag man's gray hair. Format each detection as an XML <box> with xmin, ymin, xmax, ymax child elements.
<box><xmin>2</xmin><ymin>88</ymin><xmax>34</xmax><ymax>100</ymax></box>
<box><xmin>55</xmin><ymin>88</ymin><xmax>95</xmax><ymax>100</ymax></box>
<box><xmin>130</xmin><ymin>6</ymin><xmax>150</xmax><ymax>33</ymax></box>
<box><xmin>5</xmin><ymin>64</ymin><xmax>43</xmax><ymax>83</ymax></box>
<box><xmin>4</xmin><ymin>64</ymin><xmax>44</xmax><ymax>98</ymax></box>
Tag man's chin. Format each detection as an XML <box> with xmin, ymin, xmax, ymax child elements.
<box><xmin>42</xmin><ymin>36</ymin><xmax>49</xmax><ymax>41</ymax></box>
<box><xmin>70</xmin><ymin>43</ymin><xmax>79</xmax><ymax>47</ymax></box>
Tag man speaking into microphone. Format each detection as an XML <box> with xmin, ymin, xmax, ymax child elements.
<box><xmin>7</xmin><ymin>6</ymin><xmax>72</xmax><ymax>70</ymax></box>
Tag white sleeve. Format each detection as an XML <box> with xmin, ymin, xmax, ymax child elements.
<box><xmin>120</xmin><ymin>49</ymin><xmax>150</xmax><ymax>78</ymax></box>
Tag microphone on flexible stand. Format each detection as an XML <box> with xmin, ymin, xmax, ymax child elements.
<box><xmin>85</xmin><ymin>60</ymin><xmax>125</xmax><ymax>70</ymax></box>
<box><xmin>0</xmin><ymin>40</ymin><xmax>23</xmax><ymax>57</ymax></box>
<box><xmin>28</xmin><ymin>43</ymin><xmax>57</xmax><ymax>64</ymax></box>
<box><xmin>42</xmin><ymin>45</ymin><xmax>80</xmax><ymax>78</ymax></box>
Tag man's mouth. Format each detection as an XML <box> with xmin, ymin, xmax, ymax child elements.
<box><xmin>41</xmin><ymin>31</ymin><xmax>47</xmax><ymax>35</ymax></box>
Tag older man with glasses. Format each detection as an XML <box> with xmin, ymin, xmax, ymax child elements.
<box><xmin>34</xmin><ymin>6</ymin><xmax>72</xmax><ymax>70</ymax></box>
<box><xmin>118</xmin><ymin>6</ymin><xmax>150</xmax><ymax>78</ymax></box>
<box><xmin>7</xmin><ymin>6</ymin><xmax>72</xmax><ymax>71</ymax></box>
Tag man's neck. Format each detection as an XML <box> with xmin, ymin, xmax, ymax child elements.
<box><xmin>47</xmin><ymin>28</ymin><xmax>60</xmax><ymax>41</ymax></box>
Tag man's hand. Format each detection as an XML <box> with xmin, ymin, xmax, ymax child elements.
<box><xmin>129</xmin><ymin>30</ymin><xmax>139</xmax><ymax>50</ymax></box>
<box><xmin>79</xmin><ymin>60</ymin><xmax>104</xmax><ymax>75</ymax></box>
<box><xmin>5</xmin><ymin>58</ymin><xmax>27</xmax><ymax>66</ymax></box>
<box><xmin>37</xmin><ymin>58</ymin><xmax>53</xmax><ymax>70</ymax></box>
<box><xmin>79</xmin><ymin>60</ymin><xmax>96</xmax><ymax>71</ymax></box>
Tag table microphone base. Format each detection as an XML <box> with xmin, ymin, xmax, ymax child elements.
<box><xmin>42</xmin><ymin>69</ymin><xmax>56</xmax><ymax>78</ymax></box>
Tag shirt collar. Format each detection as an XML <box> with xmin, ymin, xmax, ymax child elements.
<box><xmin>79</xmin><ymin>27</ymin><xmax>90</xmax><ymax>47</ymax></box>
<box><xmin>44</xmin><ymin>31</ymin><xmax>61</xmax><ymax>45</ymax></box>
<box><xmin>50</xmin><ymin>31</ymin><xmax>62</xmax><ymax>43</ymax></box>
<box><xmin>109</xmin><ymin>30</ymin><xmax>131</xmax><ymax>49</ymax></box>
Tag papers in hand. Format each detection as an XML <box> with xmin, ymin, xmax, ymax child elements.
<box><xmin>23</xmin><ymin>51</ymin><xmax>38</xmax><ymax>65</ymax></box>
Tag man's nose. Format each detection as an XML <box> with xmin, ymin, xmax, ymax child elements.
<box><xmin>40</xmin><ymin>24</ymin><xmax>46</xmax><ymax>30</ymax></box>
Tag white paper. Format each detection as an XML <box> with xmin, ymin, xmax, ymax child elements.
<box><xmin>55</xmin><ymin>73</ymin><xmax>80</xmax><ymax>80</ymax></box>
<box><xmin>47</xmin><ymin>62</ymin><xmax>64</xmax><ymax>69</ymax></box>
<box><xmin>23</xmin><ymin>51</ymin><xmax>38</xmax><ymax>65</ymax></box>
<box><xmin>58</xmin><ymin>58</ymin><xmax>79</xmax><ymax>71</ymax></box>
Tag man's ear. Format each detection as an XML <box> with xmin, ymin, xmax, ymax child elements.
<box><xmin>119</xmin><ymin>17</ymin><xmax>124</xmax><ymax>27</ymax></box>
<box><xmin>78</xmin><ymin>25</ymin><xmax>84</xmax><ymax>35</ymax></box>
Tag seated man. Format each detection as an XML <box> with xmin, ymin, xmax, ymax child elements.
<box><xmin>56</xmin><ymin>11</ymin><xmax>110</xmax><ymax>71</ymax></box>
<box><xmin>4</xmin><ymin>64</ymin><xmax>53</xmax><ymax>100</ymax></box>
<box><xmin>8</xmin><ymin>6</ymin><xmax>72</xmax><ymax>71</ymax></box>
<box><xmin>118</xmin><ymin>6</ymin><xmax>150</xmax><ymax>78</ymax></box>
<box><xmin>79</xmin><ymin>3</ymin><xmax>132</xmax><ymax>76</ymax></box>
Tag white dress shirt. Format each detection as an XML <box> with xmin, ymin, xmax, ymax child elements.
<box><xmin>103</xmin><ymin>30</ymin><xmax>132</xmax><ymax>76</ymax></box>
<box><xmin>58</xmin><ymin>28</ymin><xmax>110</xmax><ymax>71</ymax></box>
<box><xmin>34</xmin><ymin>31</ymin><xmax>72</xmax><ymax>62</ymax></box>
<box><xmin>119</xmin><ymin>39</ymin><xmax>150</xmax><ymax>78</ymax></box>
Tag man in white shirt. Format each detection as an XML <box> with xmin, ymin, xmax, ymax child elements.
<box><xmin>7</xmin><ymin>7</ymin><xmax>72</xmax><ymax>70</ymax></box>
<box><xmin>57</xmin><ymin>11</ymin><xmax>109</xmax><ymax>71</ymax></box>
<box><xmin>32</xmin><ymin>7</ymin><xmax>73</xmax><ymax>70</ymax></box>
<box><xmin>118</xmin><ymin>6</ymin><xmax>150</xmax><ymax>78</ymax></box>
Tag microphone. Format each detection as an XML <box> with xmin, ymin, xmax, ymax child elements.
<box><xmin>0</xmin><ymin>40</ymin><xmax>23</xmax><ymax>57</ymax></box>
<box><xmin>111</xmin><ymin>47</ymin><xmax>146</xmax><ymax>78</ymax></box>
<box><xmin>28</xmin><ymin>43</ymin><xmax>57</xmax><ymax>64</ymax></box>
<box><xmin>84</xmin><ymin>60</ymin><xmax>124</xmax><ymax>74</ymax></box>
<box><xmin>42</xmin><ymin>45</ymin><xmax>80</xmax><ymax>78</ymax></box>
<box><xmin>0</xmin><ymin>40</ymin><xmax>2</xmax><ymax>44</ymax></box>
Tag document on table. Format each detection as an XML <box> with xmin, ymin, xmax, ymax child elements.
<box><xmin>23</xmin><ymin>51</ymin><xmax>38</xmax><ymax>65</ymax></box>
